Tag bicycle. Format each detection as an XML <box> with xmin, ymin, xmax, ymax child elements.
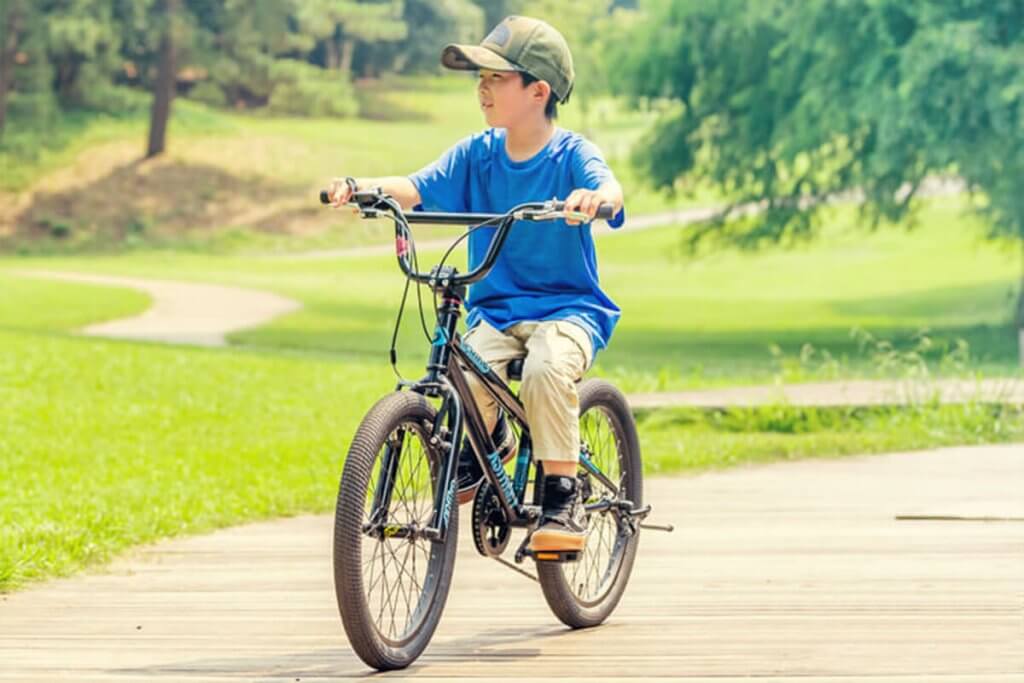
<box><xmin>318</xmin><ymin>187</ymin><xmax>673</xmax><ymax>670</ymax></box>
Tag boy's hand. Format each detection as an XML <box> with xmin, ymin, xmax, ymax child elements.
<box><xmin>562</xmin><ymin>187</ymin><xmax>622</xmax><ymax>225</ymax></box>
<box><xmin>326</xmin><ymin>177</ymin><xmax>358</xmax><ymax>209</ymax></box>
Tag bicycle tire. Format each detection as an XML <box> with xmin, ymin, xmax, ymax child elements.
<box><xmin>333</xmin><ymin>391</ymin><xmax>458</xmax><ymax>670</ymax></box>
<box><xmin>537</xmin><ymin>378</ymin><xmax>643</xmax><ymax>628</ymax></box>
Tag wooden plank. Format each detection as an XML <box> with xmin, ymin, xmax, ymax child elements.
<box><xmin>1</xmin><ymin>444</ymin><xmax>1022</xmax><ymax>681</ymax></box>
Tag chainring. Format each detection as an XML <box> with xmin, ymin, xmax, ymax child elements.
<box><xmin>471</xmin><ymin>481</ymin><xmax>511</xmax><ymax>557</ymax></box>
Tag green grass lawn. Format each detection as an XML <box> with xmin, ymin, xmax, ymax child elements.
<box><xmin>0</xmin><ymin>272</ymin><xmax>150</xmax><ymax>331</ymax></box>
<box><xmin>2</xmin><ymin>219</ymin><xmax>1022</xmax><ymax>591</ymax></box>
<box><xmin>11</xmin><ymin>196</ymin><xmax>1023</xmax><ymax>388</ymax></box>
<box><xmin>0</xmin><ymin>329</ymin><xmax>382</xmax><ymax>591</ymax></box>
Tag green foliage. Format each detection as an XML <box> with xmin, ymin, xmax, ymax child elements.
<box><xmin>366</xmin><ymin>0</ymin><xmax>484</xmax><ymax>75</ymax></box>
<box><xmin>2</xmin><ymin>1</ymin><xmax>58</xmax><ymax>127</ymax></box>
<box><xmin>617</xmin><ymin>0</ymin><xmax>1024</xmax><ymax>248</ymax></box>
<box><xmin>520</xmin><ymin>0</ymin><xmax>622</xmax><ymax>123</ymax></box>
<box><xmin>470</xmin><ymin>0</ymin><xmax>527</xmax><ymax>32</ymax></box>
<box><xmin>266</xmin><ymin>59</ymin><xmax>358</xmax><ymax>117</ymax></box>
<box><xmin>638</xmin><ymin>401</ymin><xmax>1023</xmax><ymax>475</ymax></box>
<box><xmin>186</xmin><ymin>79</ymin><xmax>226</xmax><ymax>107</ymax></box>
<box><xmin>43</xmin><ymin>0</ymin><xmax>123</xmax><ymax>104</ymax></box>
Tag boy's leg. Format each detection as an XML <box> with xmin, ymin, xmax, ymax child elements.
<box><xmin>461</xmin><ymin>320</ymin><xmax>524</xmax><ymax>433</ymax></box>
<box><xmin>517</xmin><ymin>321</ymin><xmax>592</xmax><ymax>463</ymax></box>
<box><xmin>516</xmin><ymin>321</ymin><xmax>593</xmax><ymax>552</ymax></box>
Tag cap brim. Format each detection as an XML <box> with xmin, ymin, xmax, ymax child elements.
<box><xmin>442</xmin><ymin>44</ymin><xmax>522</xmax><ymax>72</ymax></box>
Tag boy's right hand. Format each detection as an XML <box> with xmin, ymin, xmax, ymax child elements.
<box><xmin>326</xmin><ymin>177</ymin><xmax>358</xmax><ymax>208</ymax></box>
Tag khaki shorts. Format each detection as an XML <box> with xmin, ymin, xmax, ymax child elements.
<box><xmin>461</xmin><ymin>319</ymin><xmax>593</xmax><ymax>463</ymax></box>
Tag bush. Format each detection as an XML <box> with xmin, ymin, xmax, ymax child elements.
<box><xmin>266</xmin><ymin>60</ymin><xmax>357</xmax><ymax>118</ymax></box>
<box><xmin>188</xmin><ymin>81</ymin><xmax>228</xmax><ymax>108</ymax></box>
<box><xmin>5</xmin><ymin>91</ymin><xmax>58</xmax><ymax>126</ymax></box>
<box><xmin>77</xmin><ymin>83</ymin><xmax>150</xmax><ymax>115</ymax></box>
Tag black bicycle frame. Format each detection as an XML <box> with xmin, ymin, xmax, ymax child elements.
<box><xmin>424</xmin><ymin>284</ymin><xmax>533</xmax><ymax>540</ymax></box>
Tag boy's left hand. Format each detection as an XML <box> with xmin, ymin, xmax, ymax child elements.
<box><xmin>562</xmin><ymin>187</ymin><xmax>622</xmax><ymax>225</ymax></box>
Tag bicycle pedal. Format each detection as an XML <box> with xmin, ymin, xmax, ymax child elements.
<box><xmin>529</xmin><ymin>549</ymin><xmax>580</xmax><ymax>563</ymax></box>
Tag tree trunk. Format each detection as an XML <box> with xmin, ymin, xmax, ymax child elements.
<box><xmin>339</xmin><ymin>38</ymin><xmax>354</xmax><ymax>74</ymax></box>
<box><xmin>146</xmin><ymin>0</ymin><xmax>178</xmax><ymax>159</ymax></box>
<box><xmin>325</xmin><ymin>35</ymin><xmax>339</xmax><ymax>70</ymax></box>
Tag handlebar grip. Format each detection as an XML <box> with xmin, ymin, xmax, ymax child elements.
<box><xmin>319</xmin><ymin>190</ymin><xmax>331</xmax><ymax>205</ymax></box>
<box><xmin>550</xmin><ymin>201</ymin><xmax>616</xmax><ymax>220</ymax></box>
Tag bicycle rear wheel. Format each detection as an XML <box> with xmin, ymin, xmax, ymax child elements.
<box><xmin>537</xmin><ymin>378</ymin><xmax>643</xmax><ymax>628</ymax></box>
<box><xmin>333</xmin><ymin>391</ymin><xmax>458</xmax><ymax>670</ymax></box>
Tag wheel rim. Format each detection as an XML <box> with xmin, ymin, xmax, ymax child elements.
<box><xmin>563</xmin><ymin>404</ymin><xmax>631</xmax><ymax>606</ymax></box>
<box><xmin>359</xmin><ymin>419</ymin><xmax>442</xmax><ymax>645</ymax></box>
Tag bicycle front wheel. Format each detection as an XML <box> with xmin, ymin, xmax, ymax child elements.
<box><xmin>537</xmin><ymin>378</ymin><xmax>643</xmax><ymax>629</ymax></box>
<box><xmin>333</xmin><ymin>391</ymin><xmax>458</xmax><ymax>670</ymax></box>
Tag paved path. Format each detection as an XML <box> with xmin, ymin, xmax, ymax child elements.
<box><xmin>1</xmin><ymin>444</ymin><xmax>1021</xmax><ymax>681</ymax></box>
<box><xmin>16</xmin><ymin>270</ymin><xmax>300</xmax><ymax>347</ymax></box>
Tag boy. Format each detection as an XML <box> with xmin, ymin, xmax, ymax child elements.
<box><xmin>326</xmin><ymin>16</ymin><xmax>625</xmax><ymax>553</ymax></box>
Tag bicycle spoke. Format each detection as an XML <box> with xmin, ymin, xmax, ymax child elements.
<box><xmin>357</xmin><ymin>419</ymin><xmax>442</xmax><ymax>644</ymax></box>
<box><xmin>568</xmin><ymin>405</ymin><xmax>628</xmax><ymax>603</ymax></box>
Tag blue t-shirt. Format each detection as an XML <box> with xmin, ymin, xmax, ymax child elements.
<box><xmin>408</xmin><ymin>127</ymin><xmax>625</xmax><ymax>353</ymax></box>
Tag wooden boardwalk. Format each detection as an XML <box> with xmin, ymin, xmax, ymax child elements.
<box><xmin>1</xmin><ymin>443</ymin><xmax>1022</xmax><ymax>682</ymax></box>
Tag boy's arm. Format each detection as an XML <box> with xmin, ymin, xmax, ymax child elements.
<box><xmin>326</xmin><ymin>176</ymin><xmax>421</xmax><ymax>210</ymax></box>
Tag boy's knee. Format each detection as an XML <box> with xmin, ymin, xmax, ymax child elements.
<box><xmin>520</xmin><ymin>358</ymin><xmax>573</xmax><ymax>398</ymax></box>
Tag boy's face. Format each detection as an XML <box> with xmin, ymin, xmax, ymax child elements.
<box><xmin>477</xmin><ymin>68</ymin><xmax>546</xmax><ymax>128</ymax></box>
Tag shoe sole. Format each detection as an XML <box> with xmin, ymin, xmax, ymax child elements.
<box><xmin>528</xmin><ymin>529</ymin><xmax>587</xmax><ymax>552</ymax></box>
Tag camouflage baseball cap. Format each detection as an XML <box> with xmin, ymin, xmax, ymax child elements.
<box><xmin>441</xmin><ymin>16</ymin><xmax>575</xmax><ymax>103</ymax></box>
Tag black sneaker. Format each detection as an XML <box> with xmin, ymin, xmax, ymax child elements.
<box><xmin>455</xmin><ymin>415</ymin><xmax>517</xmax><ymax>504</ymax></box>
<box><xmin>529</xmin><ymin>475</ymin><xmax>588</xmax><ymax>552</ymax></box>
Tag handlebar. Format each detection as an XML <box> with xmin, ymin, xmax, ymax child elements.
<box><xmin>318</xmin><ymin>190</ymin><xmax>615</xmax><ymax>223</ymax></box>
<box><xmin>318</xmin><ymin>187</ymin><xmax>616</xmax><ymax>288</ymax></box>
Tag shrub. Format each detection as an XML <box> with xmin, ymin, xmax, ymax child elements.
<box><xmin>266</xmin><ymin>60</ymin><xmax>357</xmax><ymax>118</ymax></box>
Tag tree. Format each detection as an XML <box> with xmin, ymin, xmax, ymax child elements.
<box><xmin>42</xmin><ymin>0</ymin><xmax>121</xmax><ymax>105</ymax></box>
<box><xmin>0</xmin><ymin>0</ymin><xmax>28</xmax><ymax>138</ymax></box>
<box><xmin>470</xmin><ymin>0</ymin><xmax>526</xmax><ymax>33</ymax></box>
<box><xmin>294</xmin><ymin>0</ymin><xmax>406</xmax><ymax>78</ymax></box>
<box><xmin>370</xmin><ymin>0</ymin><xmax>483</xmax><ymax>75</ymax></box>
<box><xmin>0</xmin><ymin>1</ymin><xmax>57</xmax><ymax>140</ymax></box>
<box><xmin>616</xmin><ymin>0</ymin><xmax>1024</xmax><ymax>362</ymax></box>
